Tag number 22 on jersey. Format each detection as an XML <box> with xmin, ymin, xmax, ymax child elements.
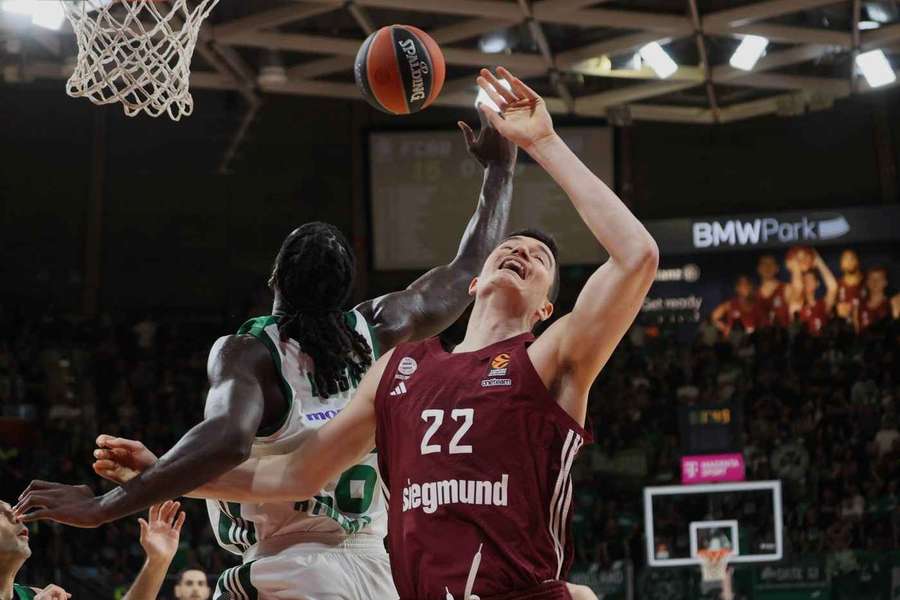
<box><xmin>420</xmin><ymin>408</ymin><xmax>474</xmax><ymax>455</ymax></box>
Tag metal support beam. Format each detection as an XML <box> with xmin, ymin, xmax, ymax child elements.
<box><xmin>703</xmin><ymin>0</ymin><xmax>844</xmax><ymax>29</ymax></box>
<box><xmin>212</xmin><ymin>3</ymin><xmax>339</xmax><ymax>40</ymax></box>
<box><xmin>518</xmin><ymin>0</ymin><xmax>574</xmax><ymax>112</ymax></box>
<box><xmin>688</xmin><ymin>0</ymin><xmax>720</xmax><ymax>122</ymax></box>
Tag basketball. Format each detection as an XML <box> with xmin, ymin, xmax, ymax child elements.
<box><xmin>354</xmin><ymin>25</ymin><xmax>446</xmax><ymax>115</ymax></box>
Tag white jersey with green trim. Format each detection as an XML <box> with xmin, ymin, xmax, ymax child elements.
<box><xmin>206</xmin><ymin>311</ymin><xmax>386</xmax><ymax>559</ymax></box>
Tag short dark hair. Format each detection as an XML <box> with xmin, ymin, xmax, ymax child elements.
<box><xmin>176</xmin><ymin>567</ymin><xmax>207</xmax><ymax>584</ymax></box>
<box><xmin>504</xmin><ymin>228</ymin><xmax>560</xmax><ymax>303</ymax></box>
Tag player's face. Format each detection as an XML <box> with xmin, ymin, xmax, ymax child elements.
<box><xmin>473</xmin><ymin>236</ymin><xmax>555</xmax><ymax>322</ymax></box>
<box><xmin>757</xmin><ymin>255</ymin><xmax>778</xmax><ymax>279</ymax></box>
<box><xmin>840</xmin><ymin>250</ymin><xmax>859</xmax><ymax>273</ymax></box>
<box><xmin>0</xmin><ymin>501</ymin><xmax>30</xmax><ymax>559</ymax></box>
<box><xmin>175</xmin><ymin>571</ymin><xmax>210</xmax><ymax>600</ymax></box>
<box><xmin>735</xmin><ymin>277</ymin><xmax>754</xmax><ymax>298</ymax></box>
<box><xmin>866</xmin><ymin>270</ymin><xmax>887</xmax><ymax>294</ymax></box>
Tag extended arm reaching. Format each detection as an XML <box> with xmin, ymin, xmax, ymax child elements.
<box><xmin>15</xmin><ymin>336</ymin><xmax>273</xmax><ymax>527</ymax></box>
<box><xmin>186</xmin><ymin>350</ymin><xmax>391</xmax><ymax>503</ymax></box>
<box><xmin>478</xmin><ymin>67</ymin><xmax>658</xmax><ymax>426</ymax></box>
<box><xmin>356</xmin><ymin>112</ymin><xmax>516</xmax><ymax>352</ymax></box>
<box><xmin>122</xmin><ymin>502</ymin><xmax>185</xmax><ymax>600</ymax></box>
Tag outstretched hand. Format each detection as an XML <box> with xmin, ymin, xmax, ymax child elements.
<box><xmin>475</xmin><ymin>67</ymin><xmax>555</xmax><ymax>152</ymax></box>
<box><xmin>139</xmin><ymin>501</ymin><xmax>185</xmax><ymax>564</ymax></box>
<box><xmin>34</xmin><ymin>585</ymin><xmax>71</xmax><ymax>600</ymax></box>
<box><xmin>458</xmin><ymin>104</ymin><xmax>517</xmax><ymax>170</ymax></box>
<box><xmin>13</xmin><ymin>480</ymin><xmax>105</xmax><ymax>528</ymax></box>
<box><xmin>93</xmin><ymin>434</ymin><xmax>158</xmax><ymax>485</ymax></box>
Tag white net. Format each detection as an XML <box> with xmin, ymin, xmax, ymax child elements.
<box><xmin>61</xmin><ymin>0</ymin><xmax>221</xmax><ymax>120</ymax></box>
<box><xmin>698</xmin><ymin>549</ymin><xmax>730</xmax><ymax>582</ymax></box>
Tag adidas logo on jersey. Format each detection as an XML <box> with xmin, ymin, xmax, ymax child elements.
<box><xmin>390</xmin><ymin>381</ymin><xmax>408</xmax><ymax>396</ymax></box>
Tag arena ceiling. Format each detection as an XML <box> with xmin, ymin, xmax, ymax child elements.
<box><xmin>2</xmin><ymin>0</ymin><xmax>900</xmax><ymax>124</ymax></box>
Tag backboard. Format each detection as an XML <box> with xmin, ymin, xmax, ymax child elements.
<box><xmin>643</xmin><ymin>480</ymin><xmax>783</xmax><ymax>567</ymax></box>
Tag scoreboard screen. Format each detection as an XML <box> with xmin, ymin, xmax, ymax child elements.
<box><xmin>678</xmin><ymin>402</ymin><xmax>743</xmax><ymax>454</ymax></box>
<box><xmin>368</xmin><ymin>127</ymin><xmax>614</xmax><ymax>270</ymax></box>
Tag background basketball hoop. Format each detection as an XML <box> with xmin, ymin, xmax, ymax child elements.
<box><xmin>698</xmin><ymin>548</ymin><xmax>731</xmax><ymax>583</ymax></box>
<box><xmin>61</xmin><ymin>0</ymin><xmax>221</xmax><ymax>120</ymax></box>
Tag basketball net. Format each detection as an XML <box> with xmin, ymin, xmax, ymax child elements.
<box><xmin>698</xmin><ymin>548</ymin><xmax>731</xmax><ymax>582</ymax></box>
<box><xmin>61</xmin><ymin>0</ymin><xmax>220</xmax><ymax>120</ymax></box>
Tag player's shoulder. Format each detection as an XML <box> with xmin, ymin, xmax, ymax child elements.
<box><xmin>207</xmin><ymin>333</ymin><xmax>273</xmax><ymax>378</ymax></box>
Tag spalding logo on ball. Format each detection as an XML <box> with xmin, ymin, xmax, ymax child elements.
<box><xmin>354</xmin><ymin>25</ymin><xmax>446</xmax><ymax>115</ymax></box>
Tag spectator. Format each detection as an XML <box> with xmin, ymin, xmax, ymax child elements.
<box><xmin>874</xmin><ymin>415</ymin><xmax>900</xmax><ymax>460</ymax></box>
<box><xmin>711</xmin><ymin>276</ymin><xmax>765</xmax><ymax>336</ymax></box>
<box><xmin>173</xmin><ymin>569</ymin><xmax>211</xmax><ymax>600</ymax></box>
<box><xmin>836</xmin><ymin>249</ymin><xmax>864</xmax><ymax>322</ymax></box>
<box><xmin>857</xmin><ymin>267</ymin><xmax>890</xmax><ymax>332</ymax></box>
<box><xmin>757</xmin><ymin>254</ymin><xmax>790</xmax><ymax>327</ymax></box>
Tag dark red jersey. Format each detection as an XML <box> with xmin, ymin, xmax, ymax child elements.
<box><xmin>759</xmin><ymin>283</ymin><xmax>790</xmax><ymax>327</ymax></box>
<box><xmin>374</xmin><ymin>333</ymin><xmax>592</xmax><ymax>600</ymax></box>
<box><xmin>859</xmin><ymin>298</ymin><xmax>889</xmax><ymax>330</ymax></box>
<box><xmin>838</xmin><ymin>280</ymin><xmax>864</xmax><ymax>308</ymax></box>
<box><xmin>725</xmin><ymin>297</ymin><xmax>764</xmax><ymax>333</ymax></box>
<box><xmin>799</xmin><ymin>299</ymin><xmax>829</xmax><ymax>335</ymax></box>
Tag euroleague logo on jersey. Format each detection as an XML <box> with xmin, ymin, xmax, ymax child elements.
<box><xmin>482</xmin><ymin>353</ymin><xmax>512</xmax><ymax>388</ymax></box>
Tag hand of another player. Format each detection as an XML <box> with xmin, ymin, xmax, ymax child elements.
<box><xmin>93</xmin><ymin>434</ymin><xmax>159</xmax><ymax>484</ymax></box>
<box><xmin>475</xmin><ymin>67</ymin><xmax>555</xmax><ymax>153</ymax></box>
<box><xmin>139</xmin><ymin>501</ymin><xmax>185</xmax><ymax>564</ymax></box>
<box><xmin>458</xmin><ymin>104</ymin><xmax>517</xmax><ymax>170</ymax></box>
<box><xmin>13</xmin><ymin>481</ymin><xmax>106</xmax><ymax>528</ymax></box>
<box><xmin>34</xmin><ymin>585</ymin><xmax>71</xmax><ymax>600</ymax></box>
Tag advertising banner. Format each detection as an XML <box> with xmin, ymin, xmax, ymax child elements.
<box><xmin>681</xmin><ymin>453</ymin><xmax>746</xmax><ymax>484</ymax></box>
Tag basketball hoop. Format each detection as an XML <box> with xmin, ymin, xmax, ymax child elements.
<box><xmin>698</xmin><ymin>548</ymin><xmax>731</xmax><ymax>583</ymax></box>
<box><xmin>61</xmin><ymin>0</ymin><xmax>221</xmax><ymax>120</ymax></box>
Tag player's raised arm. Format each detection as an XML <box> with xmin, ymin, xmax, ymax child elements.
<box><xmin>356</xmin><ymin>111</ymin><xmax>516</xmax><ymax>352</ymax></box>
<box><xmin>184</xmin><ymin>349</ymin><xmax>389</xmax><ymax>503</ymax></box>
<box><xmin>15</xmin><ymin>335</ymin><xmax>272</xmax><ymax>527</ymax></box>
<box><xmin>478</xmin><ymin>67</ymin><xmax>658</xmax><ymax>426</ymax></box>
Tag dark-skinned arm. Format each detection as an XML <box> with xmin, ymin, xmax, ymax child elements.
<box><xmin>355</xmin><ymin>111</ymin><xmax>516</xmax><ymax>352</ymax></box>
<box><xmin>14</xmin><ymin>335</ymin><xmax>273</xmax><ymax>527</ymax></box>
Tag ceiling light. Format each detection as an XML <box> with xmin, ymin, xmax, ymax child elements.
<box><xmin>729</xmin><ymin>35</ymin><xmax>768</xmax><ymax>71</ymax></box>
<box><xmin>856</xmin><ymin>49</ymin><xmax>896</xmax><ymax>88</ymax></box>
<box><xmin>31</xmin><ymin>1</ymin><xmax>64</xmax><ymax>30</ymax></box>
<box><xmin>639</xmin><ymin>42</ymin><xmax>678</xmax><ymax>79</ymax></box>
<box><xmin>2</xmin><ymin>0</ymin><xmax>65</xmax><ymax>30</ymax></box>
<box><xmin>258</xmin><ymin>50</ymin><xmax>287</xmax><ymax>86</ymax></box>
<box><xmin>475</xmin><ymin>78</ymin><xmax>512</xmax><ymax>112</ymax></box>
<box><xmin>858</xmin><ymin>20</ymin><xmax>880</xmax><ymax>30</ymax></box>
<box><xmin>478</xmin><ymin>30</ymin><xmax>508</xmax><ymax>54</ymax></box>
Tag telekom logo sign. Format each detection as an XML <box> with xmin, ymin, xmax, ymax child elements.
<box><xmin>681</xmin><ymin>454</ymin><xmax>746</xmax><ymax>484</ymax></box>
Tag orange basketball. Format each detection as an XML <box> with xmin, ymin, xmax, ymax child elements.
<box><xmin>354</xmin><ymin>25</ymin><xmax>446</xmax><ymax>115</ymax></box>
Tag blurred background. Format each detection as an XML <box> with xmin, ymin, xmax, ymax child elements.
<box><xmin>1</xmin><ymin>0</ymin><xmax>899</xmax><ymax>598</ymax></box>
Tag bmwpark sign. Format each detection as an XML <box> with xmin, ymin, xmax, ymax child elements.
<box><xmin>645</xmin><ymin>205</ymin><xmax>900</xmax><ymax>255</ymax></box>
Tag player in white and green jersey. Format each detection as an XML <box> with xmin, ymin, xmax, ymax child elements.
<box><xmin>203</xmin><ymin>310</ymin><xmax>395</xmax><ymax>599</ymax></box>
<box><xmin>22</xmin><ymin>113</ymin><xmax>517</xmax><ymax>599</ymax></box>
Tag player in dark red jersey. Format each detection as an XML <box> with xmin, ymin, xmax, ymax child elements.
<box><xmin>857</xmin><ymin>266</ymin><xmax>890</xmax><ymax>331</ymax></box>
<box><xmin>756</xmin><ymin>254</ymin><xmax>789</xmax><ymax>327</ymax></box>
<box><xmin>836</xmin><ymin>249</ymin><xmax>865</xmax><ymax>322</ymax></box>
<box><xmin>795</xmin><ymin>253</ymin><xmax>838</xmax><ymax>336</ymax></box>
<box><xmin>90</xmin><ymin>67</ymin><xmax>657</xmax><ymax>600</ymax></box>
<box><xmin>711</xmin><ymin>275</ymin><xmax>765</xmax><ymax>335</ymax></box>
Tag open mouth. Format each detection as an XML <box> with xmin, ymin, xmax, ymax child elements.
<box><xmin>499</xmin><ymin>258</ymin><xmax>527</xmax><ymax>280</ymax></box>
<box><xmin>17</xmin><ymin>530</ymin><xmax>28</xmax><ymax>540</ymax></box>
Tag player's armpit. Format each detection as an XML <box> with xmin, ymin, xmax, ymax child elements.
<box><xmin>189</xmin><ymin>350</ymin><xmax>392</xmax><ymax>504</ymax></box>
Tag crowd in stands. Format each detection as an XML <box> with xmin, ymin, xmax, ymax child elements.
<box><xmin>0</xmin><ymin>308</ymin><xmax>237</xmax><ymax>597</ymax></box>
<box><xmin>1</xmin><ymin>249</ymin><xmax>898</xmax><ymax>595</ymax></box>
<box><xmin>571</xmin><ymin>252</ymin><xmax>899</xmax><ymax>577</ymax></box>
